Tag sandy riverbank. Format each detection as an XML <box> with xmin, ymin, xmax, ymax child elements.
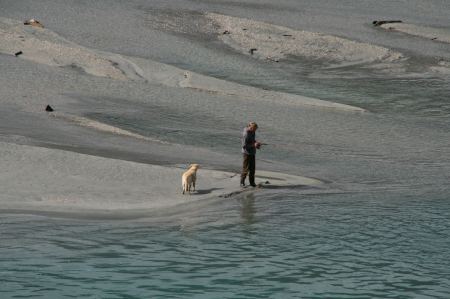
<box><xmin>2</xmin><ymin>8</ymin><xmax>449</xmax><ymax>219</ymax></box>
<box><xmin>0</xmin><ymin>142</ymin><xmax>322</xmax><ymax>216</ymax></box>
<box><xmin>0</xmin><ymin>16</ymin><xmax>365</xmax><ymax>112</ymax></box>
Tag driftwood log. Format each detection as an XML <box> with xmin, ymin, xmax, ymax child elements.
<box><xmin>373</xmin><ymin>20</ymin><xmax>402</xmax><ymax>27</ymax></box>
<box><xmin>24</xmin><ymin>18</ymin><xmax>44</xmax><ymax>28</ymax></box>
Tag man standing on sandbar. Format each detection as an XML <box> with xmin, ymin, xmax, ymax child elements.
<box><xmin>240</xmin><ymin>122</ymin><xmax>261</xmax><ymax>187</ymax></box>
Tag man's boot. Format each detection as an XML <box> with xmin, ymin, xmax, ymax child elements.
<box><xmin>249</xmin><ymin>174</ymin><xmax>256</xmax><ymax>187</ymax></box>
<box><xmin>240</xmin><ymin>176</ymin><xmax>246</xmax><ymax>187</ymax></box>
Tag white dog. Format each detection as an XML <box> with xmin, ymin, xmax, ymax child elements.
<box><xmin>182</xmin><ymin>164</ymin><xmax>200</xmax><ymax>194</ymax></box>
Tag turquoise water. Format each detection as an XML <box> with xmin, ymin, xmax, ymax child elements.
<box><xmin>2</xmin><ymin>191</ymin><xmax>450</xmax><ymax>298</ymax></box>
<box><xmin>2</xmin><ymin>0</ymin><xmax>450</xmax><ymax>298</ymax></box>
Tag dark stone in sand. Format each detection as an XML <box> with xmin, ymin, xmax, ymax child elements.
<box><xmin>266</xmin><ymin>57</ymin><xmax>279</xmax><ymax>63</ymax></box>
<box><xmin>15</xmin><ymin>51</ymin><xmax>23</xmax><ymax>57</ymax></box>
<box><xmin>45</xmin><ymin>105</ymin><xmax>54</xmax><ymax>112</ymax></box>
<box><xmin>249</xmin><ymin>48</ymin><xmax>257</xmax><ymax>55</ymax></box>
<box><xmin>223</xmin><ymin>30</ymin><xmax>230</xmax><ymax>35</ymax></box>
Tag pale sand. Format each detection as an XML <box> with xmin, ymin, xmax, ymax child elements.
<box><xmin>0</xmin><ymin>16</ymin><xmax>353</xmax><ymax>217</ymax></box>
<box><xmin>0</xmin><ymin>17</ymin><xmax>127</xmax><ymax>80</ymax></box>
<box><xmin>125</xmin><ymin>56</ymin><xmax>366</xmax><ymax>111</ymax></box>
<box><xmin>0</xmin><ymin>16</ymin><xmax>364</xmax><ymax>112</ymax></box>
<box><xmin>0</xmin><ymin>142</ymin><xmax>322</xmax><ymax>215</ymax></box>
<box><xmin>51</xmin><ymin>113</ymin><xmax>171</xmax><ymax>145</ymax></box>
<box><xmin>207</xmin><ymin>13</ymin><xmax>404</xmax><ymax>64</ymax></box>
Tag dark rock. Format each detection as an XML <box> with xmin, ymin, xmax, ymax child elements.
<box><xmin>249</xmin><ymin>48</ymin><xmax>257</xmax><ymax>55</ymax></box>
<box><xmin>223</xmin><ymin>30</ymin><xmax>230</xmax><ymax>35</ymax></box>
<box><xmin>45</xmin><ymin>105</ymin><xmax>54</xmax><ymax>112</ymax></box>
<box><xmin>15</xmin><ymin>51</ymin><xmax>23</xmax><ymax>57</ymax></box>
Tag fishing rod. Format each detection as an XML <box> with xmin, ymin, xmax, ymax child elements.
<box><xmin>237</xmin><ymin>137</ymin><xmax>297</xmax><ymax>150</ymax></box>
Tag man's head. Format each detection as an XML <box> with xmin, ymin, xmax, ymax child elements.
<box><xmin>248</xmin><ymin>122</ymin><xmax>258</xmax><ymax>132</ymax></box>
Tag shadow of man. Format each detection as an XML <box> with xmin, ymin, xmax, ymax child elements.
<box><xmin>194</xmin><ymin>187</ymin><xmax>223</xmax><ymax>195</ymax></box>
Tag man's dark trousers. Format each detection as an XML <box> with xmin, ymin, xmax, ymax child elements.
<box><xmin>241</xmin><ymin>153</ymin><xmax>255</xmax><ymax>186</ymax></box>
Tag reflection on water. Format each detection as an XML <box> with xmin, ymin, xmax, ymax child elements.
<box><xmin>239</xmin><ymin>193</ymin><xmax>256</xmax><ymax>225</ymax></box>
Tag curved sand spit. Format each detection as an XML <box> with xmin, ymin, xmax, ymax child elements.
<box><xmin>0</xmin><ymin>142</ymin><xmax>323</xmax><ymax>216</ymax></box>
<box><xmin>51</xmin><ymin>113</ymin><xmax>171</xmax><ymax>145</ymax></box>
<box><xmin>207</xmin><ymin>13</ymin><xmax>404</xmax><ymax>64</ymax></box>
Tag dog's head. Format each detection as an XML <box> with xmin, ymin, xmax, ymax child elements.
<box><xmin>189</xmin><ymin>164</ymin><xmax>200</xmax><ymax>171</ymax></box>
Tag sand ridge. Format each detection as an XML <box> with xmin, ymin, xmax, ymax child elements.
<box><xmin>207</xmin><ymin>12</ymin><xmax>404</xmax><ymax>65</ymax></box>
<box><xmin>0</xmin><ymin>142</ymin><xmax>323</xmax><ymax>216</ymax></box>
<box><xmin>0</xmin><ymin>16</ymin><xmax>366</xmax><ymax>112</ymax></box>
<box><xmin>0</xmin><ymin>17</ymin><xmax>129</xmax><ymax>80</ymax></box>
<box><xmin>50</xmin><ymin>112</ymin><xmax>172</xmax><ymax>145</ymax></box>
<box><xmin>380</xmin><ymin>22</ymin><xmax>450</xmax><ymax>44</ymax></box>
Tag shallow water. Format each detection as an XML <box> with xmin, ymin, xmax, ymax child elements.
<box><xmin>2</xmin><ymin>191</ymin><xmax>450</xmax><ymax>298</ymax></box>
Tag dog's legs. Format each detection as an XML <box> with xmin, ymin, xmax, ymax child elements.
<box><xmin>193</xmin><ymin>179</ymin><xmax>196</xmax><ymax>191</ymax></box>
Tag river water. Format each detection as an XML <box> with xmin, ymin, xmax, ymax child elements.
<box><xmin>1</xmin><ymin>0</ymin><xmax>450</xmax><ymax>298</ymax></box>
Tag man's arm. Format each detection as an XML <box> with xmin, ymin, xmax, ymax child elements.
<box><xmin>243</xmin><ymin>130</ymin><xmax>255</xmax><ymax>149</ymax></box>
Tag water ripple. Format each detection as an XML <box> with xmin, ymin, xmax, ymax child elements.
<box><xmin>1</xmin><ymin>192</ymin><xmax>450</xmax><ymax>298</ymax></box>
